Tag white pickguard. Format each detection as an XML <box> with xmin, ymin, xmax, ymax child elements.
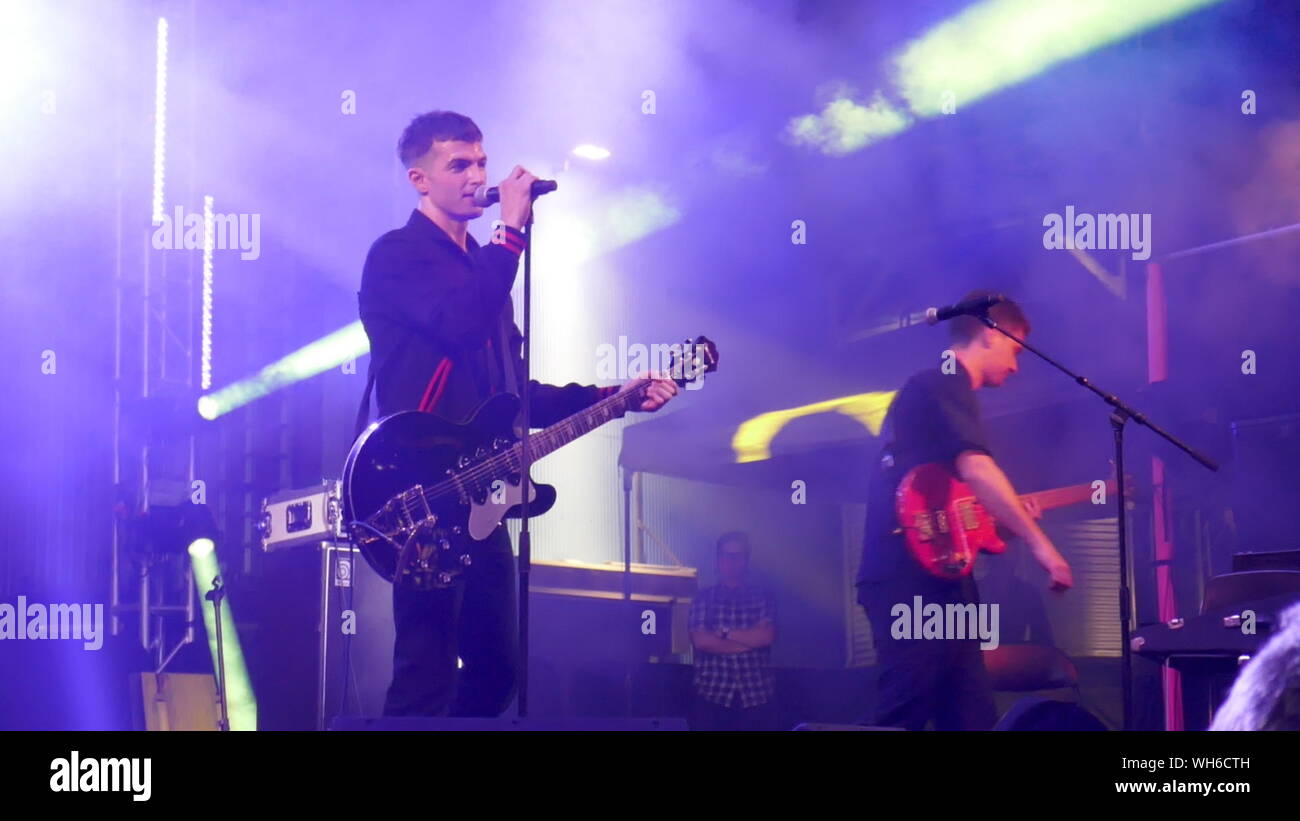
<box><xmin>467</xmin><ymin>477</ymin><xmax>537</xmax><ymax>540</ymax></box>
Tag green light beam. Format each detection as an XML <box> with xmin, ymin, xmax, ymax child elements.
<box><xmin>789</xmin><ymin>0</ymin><xmax>1226</xmax><ymax>156</ymax></box>
<box><xmin>198</xmin><ymin>321</ymin><xmax>369</xmax><ymax>419</ymax></box>
<box><xmin>188</xmin><ymin>538</ymin><xmax>257</xmax><ymax>730</ymax></box>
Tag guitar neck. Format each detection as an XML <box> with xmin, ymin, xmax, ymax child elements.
<box><xmin>503</xmin><ymin>381</ymin><xmax>649</xmax><ymax>466</ymax></box>
<box><xmin>1022</xmin><ymin>481</ymin><xmax>1110</xmax><ymax>512</ymax></box>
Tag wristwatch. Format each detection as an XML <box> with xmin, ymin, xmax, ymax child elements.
<box><xmin>720</xmin><ymin>627</ymin><xmax>731</xmax><ymax>640</ymax></box>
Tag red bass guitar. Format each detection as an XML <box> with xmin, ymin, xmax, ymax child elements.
<box><xmin>896</xmin><ymin>462</ymin><xmax>1116</xmax><ymax>580</ymax></box>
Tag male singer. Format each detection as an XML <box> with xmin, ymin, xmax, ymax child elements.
<box><xmin>358</xmin><ymin>111</ymin><xmax>678</xmax><ymax>716</ymax></box>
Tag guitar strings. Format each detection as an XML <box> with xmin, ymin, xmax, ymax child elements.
<box><xmin>366</xmin><ymin>344</ymin><xmax>712</xmax><ymax>533</ymax></box>
<box><xmin>431</xmin><ymin>383</ymin><xmax>645</xmax><ymax>493</ymax></box>
<box><xmin>373</xmin><ymin>382</ymin><xmax>652</xmax><ymax>524</ymax></box>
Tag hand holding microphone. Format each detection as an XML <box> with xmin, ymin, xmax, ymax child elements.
<box><xmin>475</xmin><ymin>166</ymin><xmax>557</xmax><ymax>230</ymax></box>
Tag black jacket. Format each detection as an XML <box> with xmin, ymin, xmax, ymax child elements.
<box><xmin>358</xmin><ymin>209</ymin><xmax>616</xmax><ymax>427</ymax></box>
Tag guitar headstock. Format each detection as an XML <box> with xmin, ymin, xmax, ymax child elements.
<box><xmin>664</xmin><ymin>335</ymin><xmax>719</xmax><ymax>388</ymax></box>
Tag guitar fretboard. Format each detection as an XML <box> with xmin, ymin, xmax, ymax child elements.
<box><xmin>1022</xmin><ymin>481</ymin><xmax>1113</xmax><ymax>512</ymax></box>
<box><xmin>418</xmin><ymin>380</ymin><xmax>652</xmax><ymax>505</ymax></box>
<box><xmin>510</xmin><ymin>382</ymin><xmax>646</xmax><ymax>465</ymax></box>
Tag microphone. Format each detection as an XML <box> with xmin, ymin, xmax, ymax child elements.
<box><xmin>473</xmin><ymin>180</ymin><xmax>558</xmax><ymax>207</ymax></box>
<box><xmin>924</xmin><ymin>293</ymin><xmax>1007</xmax><ymax>325</ymax></box>
<box><xmin>204</xmin><ymin>576</ymin><xmax>226</xmax><ymax>603</ymax></box>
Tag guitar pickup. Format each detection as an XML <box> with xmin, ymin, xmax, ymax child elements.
<box><xmin>934</xmin><ymin>510</ymin><xmax>949</xmax><ymax>534</ymax></box>
<box><xmin>956</xmin><ymin>502</ymin><xmax>979</xmax><ymax>531</ymax></box>
<box><xmin>914</xmin><ymin>512</ymin><xmax>934</xmax><ymax>541</ymax></box>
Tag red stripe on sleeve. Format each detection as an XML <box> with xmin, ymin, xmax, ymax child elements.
<box><xmin>417</xmin><ymin>357</ymin><xmax>453</xmax><ymax>413</ymax></box>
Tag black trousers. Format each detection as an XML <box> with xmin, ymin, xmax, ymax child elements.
<box><xmin>383</xmin><ymin>529</ymin><xmax>519</xmax><ymax>717</ymax></box>
<box><xmin>858</xmin><ymin>578</ymin><xmax>997</xmax><ymax>731</ymax></box>
<box><xmin>689</xmin><ymin>693</ymin><xmax>780</xmax><ymax>731</ymax></box>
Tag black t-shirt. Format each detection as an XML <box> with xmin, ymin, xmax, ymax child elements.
<box><xmin>856</xmin><ymin>359</ymin><xmax>993</xmax><ymax>591</ymax></box>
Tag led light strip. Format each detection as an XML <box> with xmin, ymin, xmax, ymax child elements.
<box><xmin>201</xmin><ymin>195</ymin><xmax>214</xmax><ymax>389</ymax></box>
<box><xmin>151</xmin><ymin>18</ymin><xmax>168</xmax><ymax>223</ymax></box>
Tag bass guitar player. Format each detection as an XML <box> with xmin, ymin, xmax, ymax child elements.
<box><xmin>856</xmin><ymin>290</ymin><xmax>1073</xmax><ymax>730</ymax></box>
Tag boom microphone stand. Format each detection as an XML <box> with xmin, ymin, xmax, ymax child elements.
<box><xmin>976</xmin><ymin>311</ymin><xmax>1218</xmax><ymax>730</ymax></box>
<box><xmin>205</xmin><ymin>575</ymin><xmax>231</xmax><ymax>731</ymax></box>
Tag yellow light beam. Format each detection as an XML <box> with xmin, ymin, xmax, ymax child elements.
<box><xmin>731</xmin><ymin>390</ymin><xmax>897</xmax><ymax>464</ymax></box>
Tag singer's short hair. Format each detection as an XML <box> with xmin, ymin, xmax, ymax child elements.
<box><xmin>949</xmin><ymin>289</ymin><xmax>1030</xmax><ymax>345</ymax></box>
<box><xmin>398</xmin><ymin>111</ymin><xmax>484</xmax><ymax>168</ymax></box>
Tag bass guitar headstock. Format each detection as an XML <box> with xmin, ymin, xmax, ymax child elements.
<box><xmin>664</xmin><ymin>335</ymin><xmax>718</xmax><ymax>388</ymax></box>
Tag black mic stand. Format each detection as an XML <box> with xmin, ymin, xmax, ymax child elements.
<box><xmin>978</xmin><ymin>313</ymin><xmax>1218</xmax><ymax>730</ymax></box>
<box><xmin>205</xmin><ymin>576</ymin><xmax>231</xmax><ymax>731</ymax></box>
<box><xmin>517</xmin><ymin>209</ymin><xmax>535</xmax><ymax>719</ymax></box>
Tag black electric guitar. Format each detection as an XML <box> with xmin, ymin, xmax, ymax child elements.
<box><xmin>342</xmin><ymin>336</ymin><xmax>718</xmax><ymax>587</ymax></box>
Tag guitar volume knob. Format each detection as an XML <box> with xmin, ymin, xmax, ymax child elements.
<box><xmin>460</xmin><ymin>554</ymin><xmax>472</xmax><ymax>567</ymax></box>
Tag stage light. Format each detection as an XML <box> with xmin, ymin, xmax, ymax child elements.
<box><xmin>789</xmin><ymin>0</ymin><xmax>1225</xmax><ymax>156</ymax></box>
<box><xmin>187</xmin><ymin>537</ymin><xmax>215</xmax><ymax>558</ymax></box>
<box><xmin>152</xmin><ymin>18</ymin><xmax>168</xmax><ymax>223</ymax></box>
<box><xmin>197</xmin><ymin>395</ymin><xmax>219</xmax><ymax>420</ymax></box>
<box><xmin>197</xmin><ymin>320</ymin><xmax>370</xmax><ymax>419</ymax></box>
<box><xmin>732</xmin><ymin>390</ymin><xmax>896</xmax><ymax>463</ymax></box>
<box><xmin>133</xmin><ymin>502</ymin><xmax>217</xmax><ymax>555</ymax></box>
<box><xmin>893</xmin><ymin>0</ymin><xmax>1223</xmax><ymax>118</ymax></box>
<box><xmin>201</xmin><ymin>195</ymin><xmax>215</xmax><ymax>390</ymax></box>
<box><xmin>0</xmin><ymin>2</ymin><xmax>47</xmax><ymax>118</ymax></box>
<box><xmin>572</xmin><ymin>144</ymin><xmax>611</xmax><ymax>161</ymax></box>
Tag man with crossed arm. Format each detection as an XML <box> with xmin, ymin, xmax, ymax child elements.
<box><xmin>689</xmin><ymin>531</ymin><xmax>778</xmax><ymax>730</ymax></box>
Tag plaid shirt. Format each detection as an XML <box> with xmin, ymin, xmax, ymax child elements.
<box><xmin>689</xmin><ymin>584</ymin><xmax>776</xmax><ymax>708</ymax></box>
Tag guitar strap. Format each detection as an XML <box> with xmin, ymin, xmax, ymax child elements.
<box><xmin>353</xmin><ymin>372</ymin><xmax>375</xmax><ymax>442</ymax></box>
<box><xmin>496</xmin><ymin>314</ymin><xmax>520</xmax><ymax>397</ymax></box>
<box><xmin>352</xmin><ymin>330</ymin><xmax>411</xmax><ymax>443</ymax></box>
<box><xmin>352</xmin><ymin>351</ymin><xmax>384</xmax><ymax>442</ymax></box>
